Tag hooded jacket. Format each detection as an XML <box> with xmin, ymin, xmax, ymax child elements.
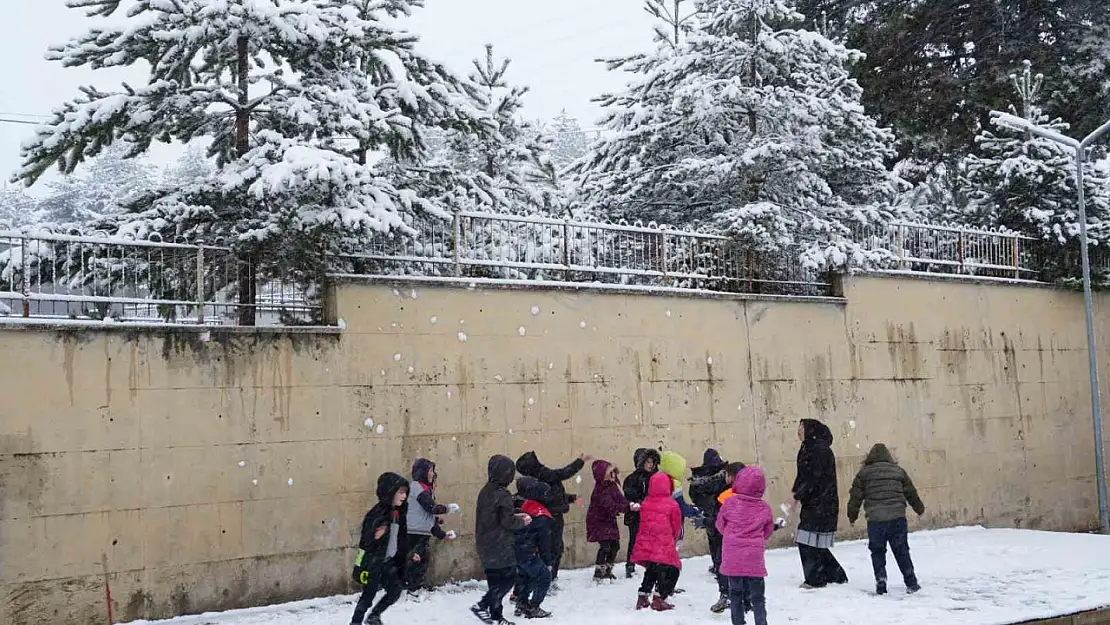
<box><xmin>353</xmin><ymin>472</ymin><xmax>410</xmax><ymax>582</ymax></box>
<box><xmin>514</xmin><ymin>477</ymin><xmax>556</xmax><ymax>565</ymax></box>
<box><xmin>476</xmin><ymin>455</ymin><xmax>527</xmax><ymax>570</ymax></box>
<box><xmin>515</xmin><ymin>451</ymin><xmax>585</xmax><ymax>515</ymax></box>
<box><xmin>847</xmin><ymin>444</ymin><xmax>926</xmax><ymax>524</ymax></box>
<box><xmin>792</xmin><ymin>419</ymin><xmax>841</xmax><ymax>534</ymax></box>
<box><xmin>690</xmin><ymin>449</ymin><xmax>730</xmax><ymax>534</ymax></box>
<box><xmin>407</xmin><ymin>458</ymin><xmax>448</xmax><ymax>538</ymax></box>
<box><xmin>630</xmin><ymin>472</ymin><xmax>683</xmax><ymax>569</ymax></box>
<box><xmin>622</xmin><ymin>448</ymin><xmax>660</xmax><ymax>527</ymax></box>
<box><xmin>586</xmin><ymin>460</ymin><xmax>631</xmax><ymax>543</ymax></box>
<box><xmin>716</xmin><ymin>466</ymin><xmax>775</xmax><ymax>578</ymax></box>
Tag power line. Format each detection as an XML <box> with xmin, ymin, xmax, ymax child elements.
<box><xmin>0</xmin><ymin>117</ymin><xmax>40</xmax><ymax>126</ymax></box>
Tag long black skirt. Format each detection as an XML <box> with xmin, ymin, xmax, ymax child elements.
<box><xmin>797</xmin><ymin>543</ymin><xmax>848</xmax><ymax>587</ymax></box>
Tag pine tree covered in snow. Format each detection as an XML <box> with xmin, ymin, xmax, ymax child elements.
<box><xmin>963</xmin><ymin>61</ymin><xmax>1110</xmax><ymax>283</ymax></box>
<box><xmin>546</xmin><ymin>111</ymin><xmax>595</xmax><ymax>174</ymax></box>
<box><xmin>429</xmin><ymin>45</ymin><xmax>558</xmax><ymax>215</ymax></box>
<box><xmin>14</xmin><ymin>0</ymin><xmax>493</xmax><ymax>324</ymax></box>
<box><xmin>572</xmin><ymin>0</ymin><xmax>898</xmax><ymax>270</ymax></box>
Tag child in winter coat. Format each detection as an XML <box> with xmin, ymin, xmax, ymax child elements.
<box><xmin>586</xmin><ymin>460</ymin><xmax>639</xmax><ymax>581</ymax></box>
<box><xmin>405</xmin><ymin>458</ymin><xmax>460</xmax><ymax>594</ymax></box>
<box><xmin>621</xmin><ymin>448</ymin><xmax>660</xmax><ymax>578</ymax></box>
<box><xmin>513</xmin><ymin>477</ymin><xmax>556</xmax><ymax>619</ymax></box>
<box><xmin>474</xmin><ymin>455</ymin><xmax>532</xmax><ymax>625</ymax></box>
<box><xmin>690</xmin><ymin>449</ymin><xmax>732</xmax><ymax>612</ymax></box>
<box><xmin>351</xmin><ymin>473</ymin><xmax>411</xmax><ymax>625</ymax></box>
<box><xmin>716</xmin><ymin>466</ymin><xmax>775</xmax><ymax>625</ymax></box>
<box><xmin>847</xmin><ymin>443</ymin><xmax>926</xmax><ymax>595</ymax></box>
<box><xmin>630</xmin><ymin>472</ymin><xmax>684</xmax><ymax>612</ymax></box>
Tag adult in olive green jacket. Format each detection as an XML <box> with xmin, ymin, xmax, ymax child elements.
<box><xmin>846</xmin><ymin>444</ymin><xmax>925</xmax><ymax>524</ymax></box>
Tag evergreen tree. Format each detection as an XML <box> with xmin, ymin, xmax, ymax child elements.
<box><xmin>14</xmin><ymin>0</ymin><xmax>492</xmax><ymax>324</ymax></box>
<box><xmin>546</xmin><ymin>110</ymin><xmax>595</xmax><ymax>174</ymax></box>
<box><xmin>573</xmin><ymin>0</ymin><xmax>897</xmax><ymax>270</ymax></box>
<box><xmin>431</xmin><ymin>44</ymin><xmax>558</xmax><ymax>215</ymax></box>
<box><xmin>795</xmin><ymin>0</ymin><xmax>1110</xmax><ymax>176</ymax></box>
<box><xmin>963</xmin><ymin>61</ymin><xmax>1110</xmax><ymax>282</ymax></box>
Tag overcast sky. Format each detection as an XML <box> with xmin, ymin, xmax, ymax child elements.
<box><xmin>0</xmin><ymin>0</ymin><xmax>655</xmax><ymax>189</ymax></box>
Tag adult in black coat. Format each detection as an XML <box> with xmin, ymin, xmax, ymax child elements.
<box><xmin>621</xmin><ymin>448</ymin><xmax>660</xmax><ymax>578</ymax></box>
<box><xmin>791</xmin><ymin>418</ymin><xmax>848</xmax><ymax>588</ymax></box>
<box><xmin>690</xmin><ymin>448</ymin><xmax>734</xmax><ymax>606</ymax></box>
<box><xmin>516</xmin><ymin>450</ymin><xmax>590</xmax><ymax>583</ymax></box>
<box><xmin>350</xmin><ymin>472</ymin><xmax>410</xmax><ymax>625</ymax></box>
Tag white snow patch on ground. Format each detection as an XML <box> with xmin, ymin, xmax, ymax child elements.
<box><xmin>122</xmin><ymin>527</ymin><xmax>1110</xmax><ymax>625</ymax></box>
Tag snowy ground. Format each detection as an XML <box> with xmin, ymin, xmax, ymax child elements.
<box><xmin>128</xmin><ymin>526</ymin><xmax>1110</xmax><ymax>625</ymax></box>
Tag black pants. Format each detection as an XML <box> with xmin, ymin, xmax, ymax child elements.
<box><xmin>404</xmin><ymin>535</ymin><xmax>431</xmax><ymax>591</ymax></box>
<box><xmin>625</xmin><ymin>522</ymin><xmax>640</xmax><ymax>573</ymax></box>
<box><xmin>728</xmin><ymin>576</ymin><xmax>767</xmax><ymax>625</ymax></box>
<box><xmin>708</xmin><ymin>529</ymin><xmax>728</xmax><ymax>594</ymax></box>
<box><xmin>638</xmin><ymin>562</ymin><xmax>680</xmax><ymax>599</ymax></box>
<box><xmin>351</xmin><ymin>562</ymin><xmax>402</xmax><ymax>624</ymax></box>
<box><xmin>550</xmin><ymin>514</ymin><xmax>566</xmax><ymax>581</ymax></box>
<box><xmin>868</xmin><ymin>518</ymin><xmax>918</xmax><ymax>587</ymax></box>
<box><xmin>797</xmin><ymin>543</ymin><xmax>848</xmax><ymax>587</ymax></box>
<box><xmin>478</xmin><ymin>566</ymin><xmax>516</xmax><ymax>621</ymax></box>
<box><xmin>595</xmin><ymin>540</ymin><xmax>620</xmax><ymax>566</ymax></box>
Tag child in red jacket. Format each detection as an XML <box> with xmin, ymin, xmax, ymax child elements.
<box><xmin>629</xmin><ymin>472</ymin><xmax>683</xmax><ymax>611</ymax></box>
<box><xmin>586</xmin><ymin>460</ymin><xmax>639</xmax><ymax>581</ymax></box>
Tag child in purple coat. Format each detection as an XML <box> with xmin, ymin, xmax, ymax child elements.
<box><xmin>586</xmin><ymin>459</ymin><xmax>638</xmax><ymax>581</ymax></box>
<box><xmin>717</xmin><ymin>465</ymin><xmax>775</xmax><ymax>625</ymax></box>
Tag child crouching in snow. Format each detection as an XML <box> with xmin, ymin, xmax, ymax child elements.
<box><xmin>513</xmin><ymin>477</ymin><xmax>556</xmax><ymax>619</ymax></box>
<box><xmin>717</xmin><ymin>465</ymin><xmax>775</xmax><ymax>625</ymax></box>
<box><xmin>630</xmin><ymin>472</ymin><xmax>684</xmax><ymax>611</ymax></box>
<box><xmin>586</xmin><ymin>459</ymin><xmax>639</xmax><ymax>581</ymax></box>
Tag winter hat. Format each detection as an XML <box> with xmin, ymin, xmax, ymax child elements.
<box><xmin>702</xmin><ymin>448</ymin><xmax>725</xmax><ymax>469</ymax></box>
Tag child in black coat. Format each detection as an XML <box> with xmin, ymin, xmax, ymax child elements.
<box><xmin>513</xmin><ymin>477</ymin><xmax>556</xmax><ymax>619</ymax></box>
<box><xmin>351</xmin><ymin>472</ymin><xmax>411</xmax><ymax>625</ymax></box>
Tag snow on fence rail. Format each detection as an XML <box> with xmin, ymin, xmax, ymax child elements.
<box><xmin>0</xmin><ymin>230</ymin><xmax>319</xmax><ymax>325</ymax></box>
<box><xmin>336</xmin><ymin>211</ymin><xmax>834</xmax><ymax>297</ymax></box>
<box><xmin>851</xmin><ymin>221</ymin><xmax>1040</xmax><ymax>280</ymax></box>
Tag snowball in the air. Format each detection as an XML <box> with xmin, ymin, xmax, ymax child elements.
<box><xmin>430</xmin><ymin>316</ymin><xmax>438</xmax><ymax>324</ymax></box>
<box><xmin>666</xmin><ymin>309</ymin><xmax>672</xmax><ymax>317</ymax></box>
<box><xmin>252</xmin><ymin>479</ymin><xmax>259</xmax><ymax>486</ymax></box>
<box><xmin>575</xmin><ymin>475</ymin><xmax>582</xmax><ymax>484</ymax></box>
<box><xmin>531</xmin><ymin>306</ymin><xmax>540</xmax><ymax>315</ymax></box>
<box><xmin>518</xmin><ymin>326</ymin><xmax>527</xmax><ymax>336</ymax></box>
<box><xmin>528</xmin><ymin>398</ymin><xmax>535</xmax><ymax>406</ymax></box>
<box><xmin>579</xmin><ymin>321</ymin><xmax>587</xmax><ymax>328</ymax></box>
<box><xmin>287</xmin><ymin>478</ymin><xmax>294</xmax><ymax>486</ymax></box>
<box><xmin>238</xmin><ymin>461</ymin><xmax>246</xmax><ymax>467</ymax></box>
<box><xmin>393</xmin><ymin>353</ymin><xmax>402</xmax><ymax>361</ymax></box>
<box><xmin>849</xmin><ymin>419</ymin><xmax>857</xmax><ymax>429</ymax></box>
<box><xmin>407</xmin><ymin>366</ymin><xmax>414</xmax><ymax>374</ymax></box>
<box><xmin>458</xmin><ymin>331</ymin><xmax>468</xmax><ymax>342</ymax></box>
<box><xmin>410</xmin><ymin>289</ymin><xmax>418</xmax><ymax>299</ymax></box>
<box><xmin>707</xmin><ymin>356</ymin><xmax>714</xmax><ymax>365</ymax></box>
<box><xmin>364</xmin><ymin>418</ymin><xmax>375</xmax><ymax>428</ymax></box>
<box><xmin>376</xmin><ymin>424</ymin><xmax>385</xmax><ymax>435</ymax></box>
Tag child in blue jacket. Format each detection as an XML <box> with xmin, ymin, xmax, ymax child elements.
<box><xmin>514</xmin><ymin>477</ymin><xmax>556</xmax><ymax>619</ymax></box>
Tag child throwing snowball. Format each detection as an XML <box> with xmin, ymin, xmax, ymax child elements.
<box><xmin>716</xmin><ymin>465</ymin><xmax>775</xmax><ymax>625</ymax></box>
<box><xmin>630</xmin><ymin>472</ymin><xmax>684</xmax><ymax>611</ymax></box>
<box><xmin>586</xmin><ymin>459</ymin><xmax>639</xmax><ymax>581</ymax></box>
<box><xmin>846</xmin><ymin>443</ymin><xmax>925</xmax><ymax>595</ymax></box>
<box><xmin>404</xmin><ymin>458</ymin><xmax>460</xmax><ymax>594</ymax></box>
<box><xmin>351</xmin><ymin>473</ymin><xmax>411</xmax><ymax>625</ymax></box>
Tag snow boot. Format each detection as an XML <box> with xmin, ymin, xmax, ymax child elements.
<box><xmin>907</xmin><ymin>583</ymin><xmax>921</xmax><ymax>594</ymax></box>
<box><xmin>636</xmin><ymin>592</ymin><xmax>650</xmax><ymax>610</ymax></box>
<box><xmin>366</xmin><ymin>615</ymin><xmax>383</xmax><ymax>625</ymax></box>
<box><xmin>651</xmin><ymin>594</ymin><xmax>675</xmax><ymax>611</ymax></box>
<box><xmin>470</xmin><ymin>604</ymin><xmax>494</xmax><ymax>624</ymax></box>
<box><xmin>710</xmin><ymin>593</ymin><xmax>730</xmax><ymax>614</ymax></box>
<box><xmin>876</xmin><ymin>580</ymin><xmax>887</xmax><ymax>595</ymax></box>
<box><xmin>625</xmin><ymin>564</ymin><xmax>636</xmax><ymax>579</ymax></box>
<box><xmin>603</xmin><ymin>564</ymin><xmax>617</xmax><ymax>581</ymax></box>
<box><xmin>592</xmin><ymin>565</ymin><xmax>607</xmax><ymax>583</ymax></box>
<box><xmin>525</xmin><ymin>605</ymin><xmax>552</xmax><ymax>619</ymax></box>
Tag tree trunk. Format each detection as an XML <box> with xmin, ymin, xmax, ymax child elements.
<box><xmin>235</xmin><ymin>35</ymin><xmax>258</xmax><ymax>326</ymax></box>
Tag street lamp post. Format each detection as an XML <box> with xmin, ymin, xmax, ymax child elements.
<box><xmin>989</xmin><ymin>111</ymin><xmax>1110</xmax><ymax>535</ymax></box>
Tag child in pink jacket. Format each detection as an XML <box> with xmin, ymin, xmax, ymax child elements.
<box><xmin>716</xmin><ymin>464</ymin><xmax>775</xmax><ymax>625</ymax></box>
<box><xmin>629</xmin><ymin>472</ymin><xmax>683</xmax><ymax>611</ymax></box>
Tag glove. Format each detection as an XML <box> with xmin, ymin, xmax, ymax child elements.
<box><xmin>775</xmin><ymin>517</ymin><xmax>787</xmax><ymax>529</ymax></box>
<box><xmin>445</xmin><ymin>530</ymin><xmax>457</xmax><ymax>540</ymax></box>
<box><xmin>447</xmin><ymin>503</ymin><xmax>461</xmax><ymax>514</ymax></box>
<box><xmin>693</xmin><ymin>515</ymin><xmax>707</xmax><ymax>530</ymax></box>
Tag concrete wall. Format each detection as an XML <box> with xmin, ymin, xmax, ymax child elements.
<box><xmin>0</xmin><ymin>274</ymin><xmax>1107</xmax><ymax>624</ymax></box>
